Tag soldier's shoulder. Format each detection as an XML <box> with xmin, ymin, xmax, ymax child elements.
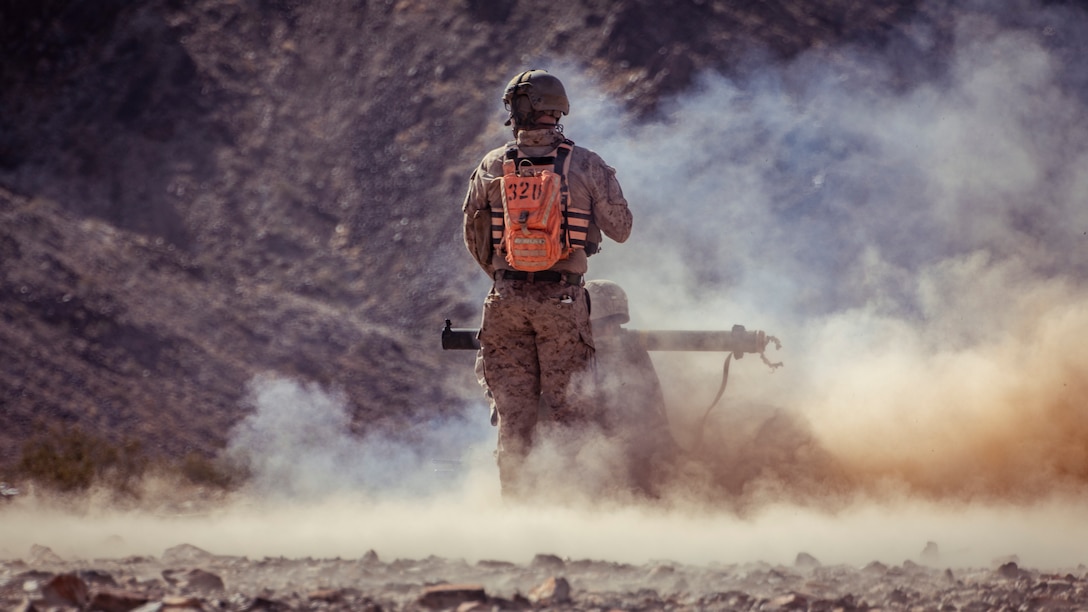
<box><xmin>568</xmin><ymin>142</ymin><xmax>614</xmax><ymax>168</ymax></box>
<box><xmin>483</xmin><ymin>142</ymin><xmax>515</xmax><ymax>158</ymax></box>
<box><xmin>476</xmin><ymin>142</ymin><xmax>515</xmax><ymax>170</ymax></box>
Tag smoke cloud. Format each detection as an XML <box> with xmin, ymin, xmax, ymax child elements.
<box><xmin>559</xmin><ymin>0</ymin><xmax>1088</xmax><ymax>505</ymax></box>
<box><xmin>225</xmin><ymin>375</ymin><xmax>493</xmax><ymax>500</ymax></box>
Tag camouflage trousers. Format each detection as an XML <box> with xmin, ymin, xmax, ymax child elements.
<box><xmin>477</xmin><ymin>276</ymin><xmax>595</xmax><ymax>496</ymax></box>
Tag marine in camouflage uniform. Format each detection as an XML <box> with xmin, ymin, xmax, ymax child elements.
<box><xmin>462</xmin><ymin>70</ymin><xmax>632</xmax><ymax>496</ymax></box>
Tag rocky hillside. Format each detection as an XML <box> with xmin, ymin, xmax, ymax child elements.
<box><xmin>0</xmin><ymin>0</ymin><xmax>929</xmax><ymax>469</ymax></box>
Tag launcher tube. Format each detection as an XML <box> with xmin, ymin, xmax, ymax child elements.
<box><xmin>634</xmin><ymin>327</ymin><xmax>767</xmax><ymax>354</ymax></box>
<box><xmin>442</xmin><ymin>320</ymin><xmax>769</xmax><ymax>354</ymax></box>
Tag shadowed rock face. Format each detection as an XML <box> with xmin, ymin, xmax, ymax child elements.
<box><xmin>0</xmin><ymin>1</ymin><xmax>929</xmax><ymax>465</ymax></box>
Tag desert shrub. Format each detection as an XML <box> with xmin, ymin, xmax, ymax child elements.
<box><xmin>179</xmin><ymin>451</ymin><xmax>248</xmax><ymax>490</ymax></box>
<box><xmin>17</xmin><ymin>423</ymin><xmax>146</xmax><ymax>494</ymax></box>
<box><xmin>16</xmin><ymin>423</ymin><xmax>249</xmax><ymax>497</ymax></box>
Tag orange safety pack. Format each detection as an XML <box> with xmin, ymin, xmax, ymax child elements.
<box><xmin>494</xmin><ymin>140</ymin><xmax>585</xmax><ymax>271</ymax></box>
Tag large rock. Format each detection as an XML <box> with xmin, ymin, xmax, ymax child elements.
<box><xmin>417</xmin><ymin>583</ymin><xmax>487</xmax><ymax>609</ymax></box>
<box><xmin>161</xmin><ymin>568</ymin><xmax>225</xmax><ymax>593</ymax></box>
<box><xmin>89</xmin><ymin>588</ymin><xmax>151</xmax><ymax>612</ymax></box>
<box><xmin>528</xmin><ymin>576</ymin><xmax>571</xmax><ymax>605</ymax></box>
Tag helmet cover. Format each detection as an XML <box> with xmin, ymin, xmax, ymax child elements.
<box><xmin>586</xmin><ymin>279</ymin><xmax>630</xmax><ymax>324</ymax></box>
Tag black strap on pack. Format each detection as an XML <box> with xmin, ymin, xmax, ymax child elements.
<box><xmin>502</xmin><ymin>139</ymin><xmax>572</xmax><ymax>175</ymax></box>
<box><xmin>510</xmin><ymin>155</ymin><xmax>559</xmax><ymax>166</ymax></box>
<box><xmin>554</xmin><ymin>140</ymin><xmax>573</xmax><ymax>248</ymax></box>
<box><xmin>566</xmin><ymin>210</ymin><xmax>592</xmax><ymax>249</ymax></box>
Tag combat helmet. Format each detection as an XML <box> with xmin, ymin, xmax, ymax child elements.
<box><xmin>586</xmin><ymin>279</ymin><xmax>629</xmax><ymax>325</ymax></box>
<box><xmin>503</xmin><ymin>69</ymin><xmax>569</xmax><ymax>128</ymax></box>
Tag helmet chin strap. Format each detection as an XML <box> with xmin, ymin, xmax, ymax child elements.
<box><xmin>511</xmin><ymin>122</ymin><xmax>564</xmax><ymax>139</ymax></box>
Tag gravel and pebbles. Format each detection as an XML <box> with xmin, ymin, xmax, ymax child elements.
<box><xmin>3</xmin><ymin>542</ymin><xmax>1088</xmax><ymax>611</ymax></box>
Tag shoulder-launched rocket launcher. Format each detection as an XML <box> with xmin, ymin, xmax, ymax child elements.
<box><xmin>442</xmin><ymin>319</ymin><xmax>783</xmax><ymax>367</ymax></box>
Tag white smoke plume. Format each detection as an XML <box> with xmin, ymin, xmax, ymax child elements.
<box><xmin>225</xmin><ymin>375</ymin><xmax>495</xmax><ymax>500</ymax></box>
<box><xmin>557</xmin><ymin>0</ymin><xmax>1088</xmax><ymax>505</ymax></box>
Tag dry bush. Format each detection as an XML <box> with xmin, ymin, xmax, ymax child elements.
<box><xmin>14</xmin><ymin>422</ymin><xmax>246</xmax><ymax>499</ymax></box>
<box><xmin>179</xmin><ymin>451</ymin><xmax>248</xmax><ymax>490</ymax></box>
<box><xmin>17</xmin><ymin>423</ymin><xmax>144</xmax><ymax>494</ymax></box>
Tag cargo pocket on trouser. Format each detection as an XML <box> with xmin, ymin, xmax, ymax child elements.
<box><xmin>539</xmin><ymin>295</ymin><xmax>595</xmax><ymax>427</ymax></box>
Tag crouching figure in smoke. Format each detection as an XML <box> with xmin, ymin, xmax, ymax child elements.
<box><xmin>582</xmin><ymin>279</ymin><xmax>680</xmax><ymax>498</ymax></box>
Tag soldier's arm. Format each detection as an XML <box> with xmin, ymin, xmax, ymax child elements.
<box><xmin>588</xmin><ymin>156</ymin><xmax>632</xmax><ymax>243</ymax></box>
<box><xmin>462</xmin><ymin>161</ymin><xmax>498</xmax><ymax>274</ymax></box>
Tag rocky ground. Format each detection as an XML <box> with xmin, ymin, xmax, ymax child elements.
<box><xmin>3</xmin><ymin>541</ymin><xmax>1087</xmax><ymax>611</ymax></box>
